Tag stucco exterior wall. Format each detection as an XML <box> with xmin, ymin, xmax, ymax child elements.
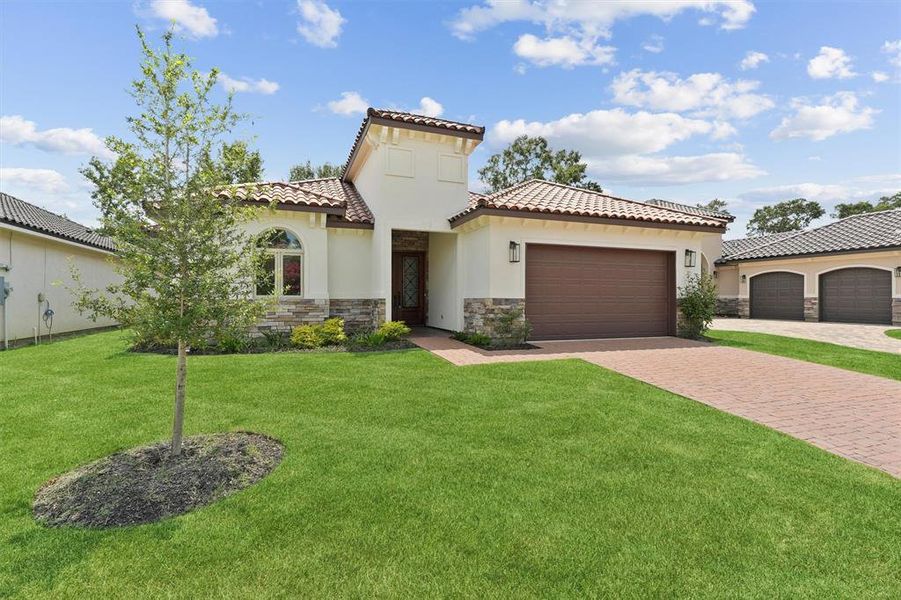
<box><xmin>0</xmin><ymin>226</ymin><xmax>118</xmax><ymax>343</ymax></box>
<box><xmin>715</xmin><ymin>264</ymin><xmax>740</xmax><ymax>296</ymax></box>
<box><xmin>456</xmin><ymin>216</ymin><xmax>712</xmax><ymax>300</ymax></box>
<box><xmin>727</xmin><ymin>250</ymin><xmax>901</xmax><ymax>299</ymax></box>
<box><xmin>427</xmin><ymin>232</ymin><xmax>460</xmax><ymax>331</ymax></box>
<box><xmin>327</xmin><ymin>228</ymin><xmax>374</xmax><ymax>298</ymax></box>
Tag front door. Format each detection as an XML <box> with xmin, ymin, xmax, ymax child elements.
<box><xmin>392</xmin><ymin>251</ymin><xmax>425</xmax><ymax>326</ymax></box>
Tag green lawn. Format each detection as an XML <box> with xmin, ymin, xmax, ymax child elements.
<box><xmin>886</xmin><ymin>329</ymin><xmax>901</xmax><ymax>341</ymax></box>
<box><xmin>1</xmin><ymin>331</ymin><xmax>899</xmax><ymax>598</ymax></box>
<box><xmin>707</xmin><ymin>329</ymin><xmax>901</xmax><ymax>381</ymax></box>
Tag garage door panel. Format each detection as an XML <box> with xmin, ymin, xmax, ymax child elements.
<box><xmin>750</xmin><ymin>272</ymin><xmax>804</xmax><ymax>320</ymax></box>
<box><xmin>820</xmin><ymin>268</ymin><xmax>891</xmax><ymax>324</ymax></box>
<box><xmin>525</xmin><ymin>244</ymin><xmax>675</xmax><ymax>340</ymax></box>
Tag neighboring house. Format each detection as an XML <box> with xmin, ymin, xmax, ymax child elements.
<box><xmin>222</xmin><ymin>108</ymin><xmax>730</xmax><ymax>340</ymax></box>
<box><xmin>0</xmin><ymin>192</ymin><xmax>118</xmax><ymax>347</ymax></box>
<box><xmin>716</xmin><ymin>209</ymin><xmax>901</xmax><ymax>325</ymax></box>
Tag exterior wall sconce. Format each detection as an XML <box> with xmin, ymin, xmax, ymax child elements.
<box><xmin>509</xmin><ymin>241</ymin><xmax>521</xmax><ymax>263</ymax></box>
<box><xmin>895</xmin><ymin>266</ymin><xmax>901</xmax><ymax>278</ymax></box>
<box><xmin>684</xmin><ymin>249</ymin><xmax>697</xmax><ymax>268</ymax></box>
<box><xmin>741</xmin><ymin>274</ymin><xmax>747</xmax><ymax>283</ymax></box>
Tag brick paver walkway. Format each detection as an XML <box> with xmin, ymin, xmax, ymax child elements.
<box><xmin>712</xmin><ymin>318</ymin><xmax>901</xmax><ymax>354</ymax></box>
<box><xmin>411</xmin><ymin>330</ymin><xmax>901</xmax><ymax>478</ymax></box>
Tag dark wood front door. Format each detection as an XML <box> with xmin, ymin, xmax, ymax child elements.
<box><xmin>392</xmin><ymin>251</ymin><xmax>425</xmax><ymax>326</ymax></box>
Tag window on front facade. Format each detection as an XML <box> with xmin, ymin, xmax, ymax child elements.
<box><xmin>256</xmin><ymin>228</ymin><xmax>303</xmax><ymax>296</ymax></box>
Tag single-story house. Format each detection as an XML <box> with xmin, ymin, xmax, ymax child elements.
<box><xmin>715</xmin><ymin>209</ymin><xmax>901</xmax><ymax>326</ymax></box>
<box><xmin>224</xmin><ymin>108</ymin><xmax>730</xmax><ymax>340</ymax></box>
<box><xmin>0</xmin><ymin>192</ymin><xmax>119</xmax><ymax>347</ymax></box>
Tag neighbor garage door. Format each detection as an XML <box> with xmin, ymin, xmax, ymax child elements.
<box><xmin>750</xmin><ymin>272</ymin><xmax>804</xmax><ymax>320</ymax></box>
<box><xmin>525</xmin><ymin>244</ymin><xmax>675</xmax><ymax>340</ymax></box>
<box><xmin>820</xmin><ymin>268</ymin><xmax>892</xmax><ymax>324</ymax></box>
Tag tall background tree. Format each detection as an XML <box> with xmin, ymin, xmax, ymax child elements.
<box><xmin>832</xmin><ymin>192</ymin><xmax>901</xmax><ymax>219</ymax></box>
<box><xmin>74</xmin><ymin>29</ymin><xmax>267</xmax><ymax>456</ymax></box>
<box><xmin>478</xmin><ymin>136</ymin><xmax>603</xmax><ymax>193</ymax></box>
<box><xmin>220</xmin><ymin>141</ymin><xmax>264</xmax><ymax>184</ymax></box>
<box><xmin>697</xmin><ymin>198</ymin><xmax>731</xmax><ymax>215</ymax></box>
<box><xmin>289</xmin><ymin>160</ymin><xmax>343</xmax><ymax>181</ymax></box>
<box><xmin>747</xmin><ymin>198</ymin><xmax>824</xmax><ymax>236</ymax></box>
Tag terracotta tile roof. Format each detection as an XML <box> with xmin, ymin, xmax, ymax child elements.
<box><xmin>468</xmin><ymin>191</ymin><xmax>486</xmax><ymax>207</ymax></box>
<box><xmin>0</xmin><ymin>191</ymin><xmax>115</xmax><ymax>251</ymax></box>
<box><xmin>343</xmin><ymin>107</ymin><xmax>485</xmax><ymax>178</ymax></box>
<box><xmin>719</xmin><ymin>231</ymin><xmax>801</xmax><ymax>261</ymax></box>
<box><xmin>645</xmin><ymin>198</ymin><xmax>734</xmax><ymax>222</ymax></box>
<box><xmin>722</xmin><ymin>209</ymin><xmax>901</xmax><ymax>261</ymax></box>
<box><xmin>216</xmin><ymin>178</ymin><xmax>374</xmax><ymax>226</ymax></box>
<box><xmin>450</xmin><ymin>180</ymin><xmax>728</xmax><ymax>230</ymax></box>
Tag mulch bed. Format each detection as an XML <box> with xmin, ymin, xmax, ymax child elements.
<box><xmin>134</xmin><ymin>340</ymin><xmax>417</xmax><ymax>355</ymax></box>
<box><xmin>33</xmin><ymin>432</ymin><xmax>283</xmax><ymax>529</ymax></box>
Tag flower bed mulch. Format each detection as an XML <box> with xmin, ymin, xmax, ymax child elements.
<box><xmin>132</xmin><ymin>339</ymin><xmax>417</xmax><ymax>355</ymax></box>
<box><xmin>33</xmin><ymin>432</ymin><xmax>283</xmax><ymax>528</ymax></box>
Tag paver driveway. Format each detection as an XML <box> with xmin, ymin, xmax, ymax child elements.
<box><xmin>712</xmin><ymin>318</ymin><xmax>901</xmax><ymax>354</ymax></box>
<box><xmin>411</xmin><ymin>330</ymin><xmax>901</xmax><ymax>478</ymax></box>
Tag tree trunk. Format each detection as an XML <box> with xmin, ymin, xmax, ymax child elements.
<box><xmin>171</xmin><ymin>339</ymin><xmax>187</xmax><ymax>456</ymax></box>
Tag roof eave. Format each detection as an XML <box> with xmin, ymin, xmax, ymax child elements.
<box><xmin>449</xmin><ymin>207</ymin><xmax>727</xmax><ymax>233</ymax></box>
<box><xmin>719</xmin><ymin>244</ymin><xmax>901</xmax><ymax>264</ymax></box>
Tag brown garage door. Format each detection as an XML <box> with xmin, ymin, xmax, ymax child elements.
<box><xmin>750</xmin><ymin>272</ymin><xmax>804</xmax><ymax>320</ymax></box>
<box><xmin>525</xmin><ymin>244</ymin><xmax>675</xmax><ymax>340</ymax></box>
<box><xmin>820</xmin><ymin>268</ymin><xmax>892</xmax><ymax>325</ymax></box>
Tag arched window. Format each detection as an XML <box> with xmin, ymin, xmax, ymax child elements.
<box><xmin>256</xmin><ymin>228</ymin><xmax>303</xmax><ymax>296</ymax></box>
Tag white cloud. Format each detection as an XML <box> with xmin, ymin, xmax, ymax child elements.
<box><xmin>149</xmin><ymin>0</ymin><xmax>218</xmax><ymax>39</ymax></box>
<box><xmin>610</xmin><ymin>70</ymin><xmax>774</xmax><ymax>120</ymax></box>
<box><xmin>807</xmin><ymin>46</ymin><xmax>856</xmax><ymax>79</ymax></box>
<box><xmin>297</xmin><ymin>0</ymin><xmax>345</xmax><ymax>48</ymax></box>
<box><xmin>513</xmin><ymin>33</ymin><xmax>615</xmax><ymax>68</ymax></box>
<box><xmin>450</xmin><ymin>0</ymin><xmax>755</xmax><ymax>41</ymax></box>
<box><xmin>488</xmin><ymin>108</ymin><xmax>761</xmax><ymax>185</ymax></box>
<box><xmin>0</xmin><ymin>115</ymin><xmax>113</xmax><ymax>158</ymax></box>
<box><xmin>770</xmin><ymin>92</ymin><xmax>876</xmax><ymax>141</ymax></box>
<box><xmin>491</xmin><ymin>109</ymin><xmax>717</xmax><ymax>157</ymax></box>
<box><xmin>0</xmin><ymin>167</ymin><xmax>69</xmax><ymax>193</ymax></box>
<box><xmin>327</xmin><ymin>91</ymin><xmax>369</xmax><ymax>115</ymax></box>
<box><xmin>883</xmin><ymin>40</ymin><xmax>901</xmax><ymax>68</ymax></box>
<box><xmin>218</xmin><ymin>73</ymin><xmax>279</xmax><ymax>95</ymax></box>
<box><xmin>513</xmin><ymin>63</ymin><xmax>528</xmax><ymax>75</ymax></box>
<box><xmin>589</xmin><ymin>152</ymin><xmax>764</xmax><ymax>184</ymax></box>
<box><xmin>414</xmin><ymin>97</ymin><xmax>444</xmax><ymax>118</ymax></box>
<box><xmin>739</xmin><ymin>50</ymin><xmax>768</xmax><ymax>70</ymax></box>
<box><xmin>642</xmin><ymin>34</ymin><xmax>664</xmax><ymax>54</ymax></box>
<box><xmin>871</xmin><ymin>71</ymin><xmax>889</xmax><ymax>83</ymax></box>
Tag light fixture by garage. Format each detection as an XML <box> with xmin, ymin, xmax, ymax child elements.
<box><xmin>684</xmin><ymin>249</ymin><xmax>697</xmax><ymax>268</ymax></box>
<box><xmin>509</xmin><ymin>241</ymin><xmax>521</xmax><ymax>263</ymax></box>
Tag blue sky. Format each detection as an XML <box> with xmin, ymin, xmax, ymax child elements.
<box><xmin>1</xmin><ymin>0</ymin><xmax>899</xmax><ymax>238</ymax></box>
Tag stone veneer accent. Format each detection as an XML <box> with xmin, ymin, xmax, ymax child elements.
<box><xmin>715</xmin><ymin>297</ymin><xmax>741</xmax><ymax>317</ymax></box>
<box><xmin>804</xmin><ymin>297</ymin><xmax>819</xmax><ymax>322</ymax></box>
<box><xmin>463</xmin><ymin>298</ymin><xmax>526</xmax><ymax>337</ymax></box>
<box><xmin>329</xmin><ymin>298</ymin><xmax>386</xmax><ymax>332</ymax></box>
<box><xmin>392</xmin><ymin>230</ymin><xmax>429</xmax><ymax>252</ymax></box>
<box><xmin>893</xmin><ymin>297</ymin><xmax>901</xmax><ymax>326</ymax></box>
<box><xmin>253</xmin><ymin>298</ymin><xmax>385</xmax><ymax>334</ymax></box>
<box><xmin>737</xmin><ymin>297</ymin><xmax>750</xmax><ymax>318</ymax></box>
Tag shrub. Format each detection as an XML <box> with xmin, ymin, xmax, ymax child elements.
<box><xmin>451</xmin><ymin>331</ymin><xmax>492</xmax><ymax>348</ymax></box>
<box><xmin>377</xmin><ymin>320</ymin><xmax>411</xmax><ymax>341</ymax></box>
<box><xmin>678</xmin><ymin>273</ymin><xmax>718</xmax><ymax>339</ymax></box>
<box><xmin>259</xmin><ymin>329</ymin><xmax>291</xmax><ymax>351</ymax></box>
<box><xmin>290</xmin><ymin>324</ymin><xmax>322</xmax><ymax>349</ymax></box>
<box><xmin>488</xmin><ymin>307</ymin><xmax>532</xmax><ymax>346</ymax></box>
<box><xmin>216</xmin><ymin>331</ymin><xmax>251</xmax><ymax>354</ymax></box>
<box><xmin>319</xmin><ymin>318</ymin><xmax>347</xmax><ymax>346</ymax></box>
<box><xmin>352</xmin><ymin>331</ymin><xmax>387</xmax><ymax>348</ymax></box>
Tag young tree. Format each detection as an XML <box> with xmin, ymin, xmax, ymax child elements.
<box><xmin>697</xmin><ymin>198</ymin><xmax>731</xmax><ymax>215</ymax></box>
<box><xmin>288</xmin><ymin>160</ymin><xmax>343</xmax><ymax>181</ymax></box>
<box><xmin>832</xmin><ymin>192</ymin><xmax>901</xmax><ymax>219</ymax></box>
<box><xmin>220</xmin><ymin>141</ymin><xmax>264</xmax><ymax>184</ymax></box>
<box><xmin>747</xmin><ymin>198</ymin><xmax>824</xmax><ymax>236</ymax></box>
<box><xmin>74</xmin><ymin>29</ymin><xmax>268</xmax><ymax>456</ymax></box>
<box><xmin>478</xmin><ymin>135</ymin><xmax>603</xmax><ymax>193</ymax></box>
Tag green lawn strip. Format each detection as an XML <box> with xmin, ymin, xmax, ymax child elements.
<box><xmin>1</xmin><ymin>330</ymin><xmax>898</xmax><ymax>598</ymax></box>
<box><xmin>885</xmin><ymin>329</ymin><xmax>901</xmax><ymax>340</ymax></box>
<box><xmin>707</xmin><ymin>329</ymin><xmax>901</xmax><ymax>381</ymax></box>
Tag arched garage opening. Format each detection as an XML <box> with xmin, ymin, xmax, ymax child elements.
<box><xmin>750</xmin><ymin>272</ymin><xmax>804</xmax><ymax>320</ymax></box>
<box><xmin>819</xmin><ymin>267</ymin><xmax>892</xmax><ymax>325</ymax></box>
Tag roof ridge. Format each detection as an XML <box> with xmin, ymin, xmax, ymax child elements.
<box><xmin>840</xmin><ymin>206</ymin><xmax>901</xmax><ymax>219</ymax></box>
<box><xmin>727</xmin><ymin>229</ymin><xmax>809</xmax><ymax>259</ymax></box>
<box><xmin>368</xmin><ymin>107</ymin><xmax>484</xmax><ymax>130</ymax></box>
<box><xmin>643</xmin><ymin>198</ymin><xmax>733</xmax><ymax>222</ymax></box>
<box><xmin>1</xmin><ymin>191</ymin><xmax>90</xmax><ymax>230</ymax></box>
